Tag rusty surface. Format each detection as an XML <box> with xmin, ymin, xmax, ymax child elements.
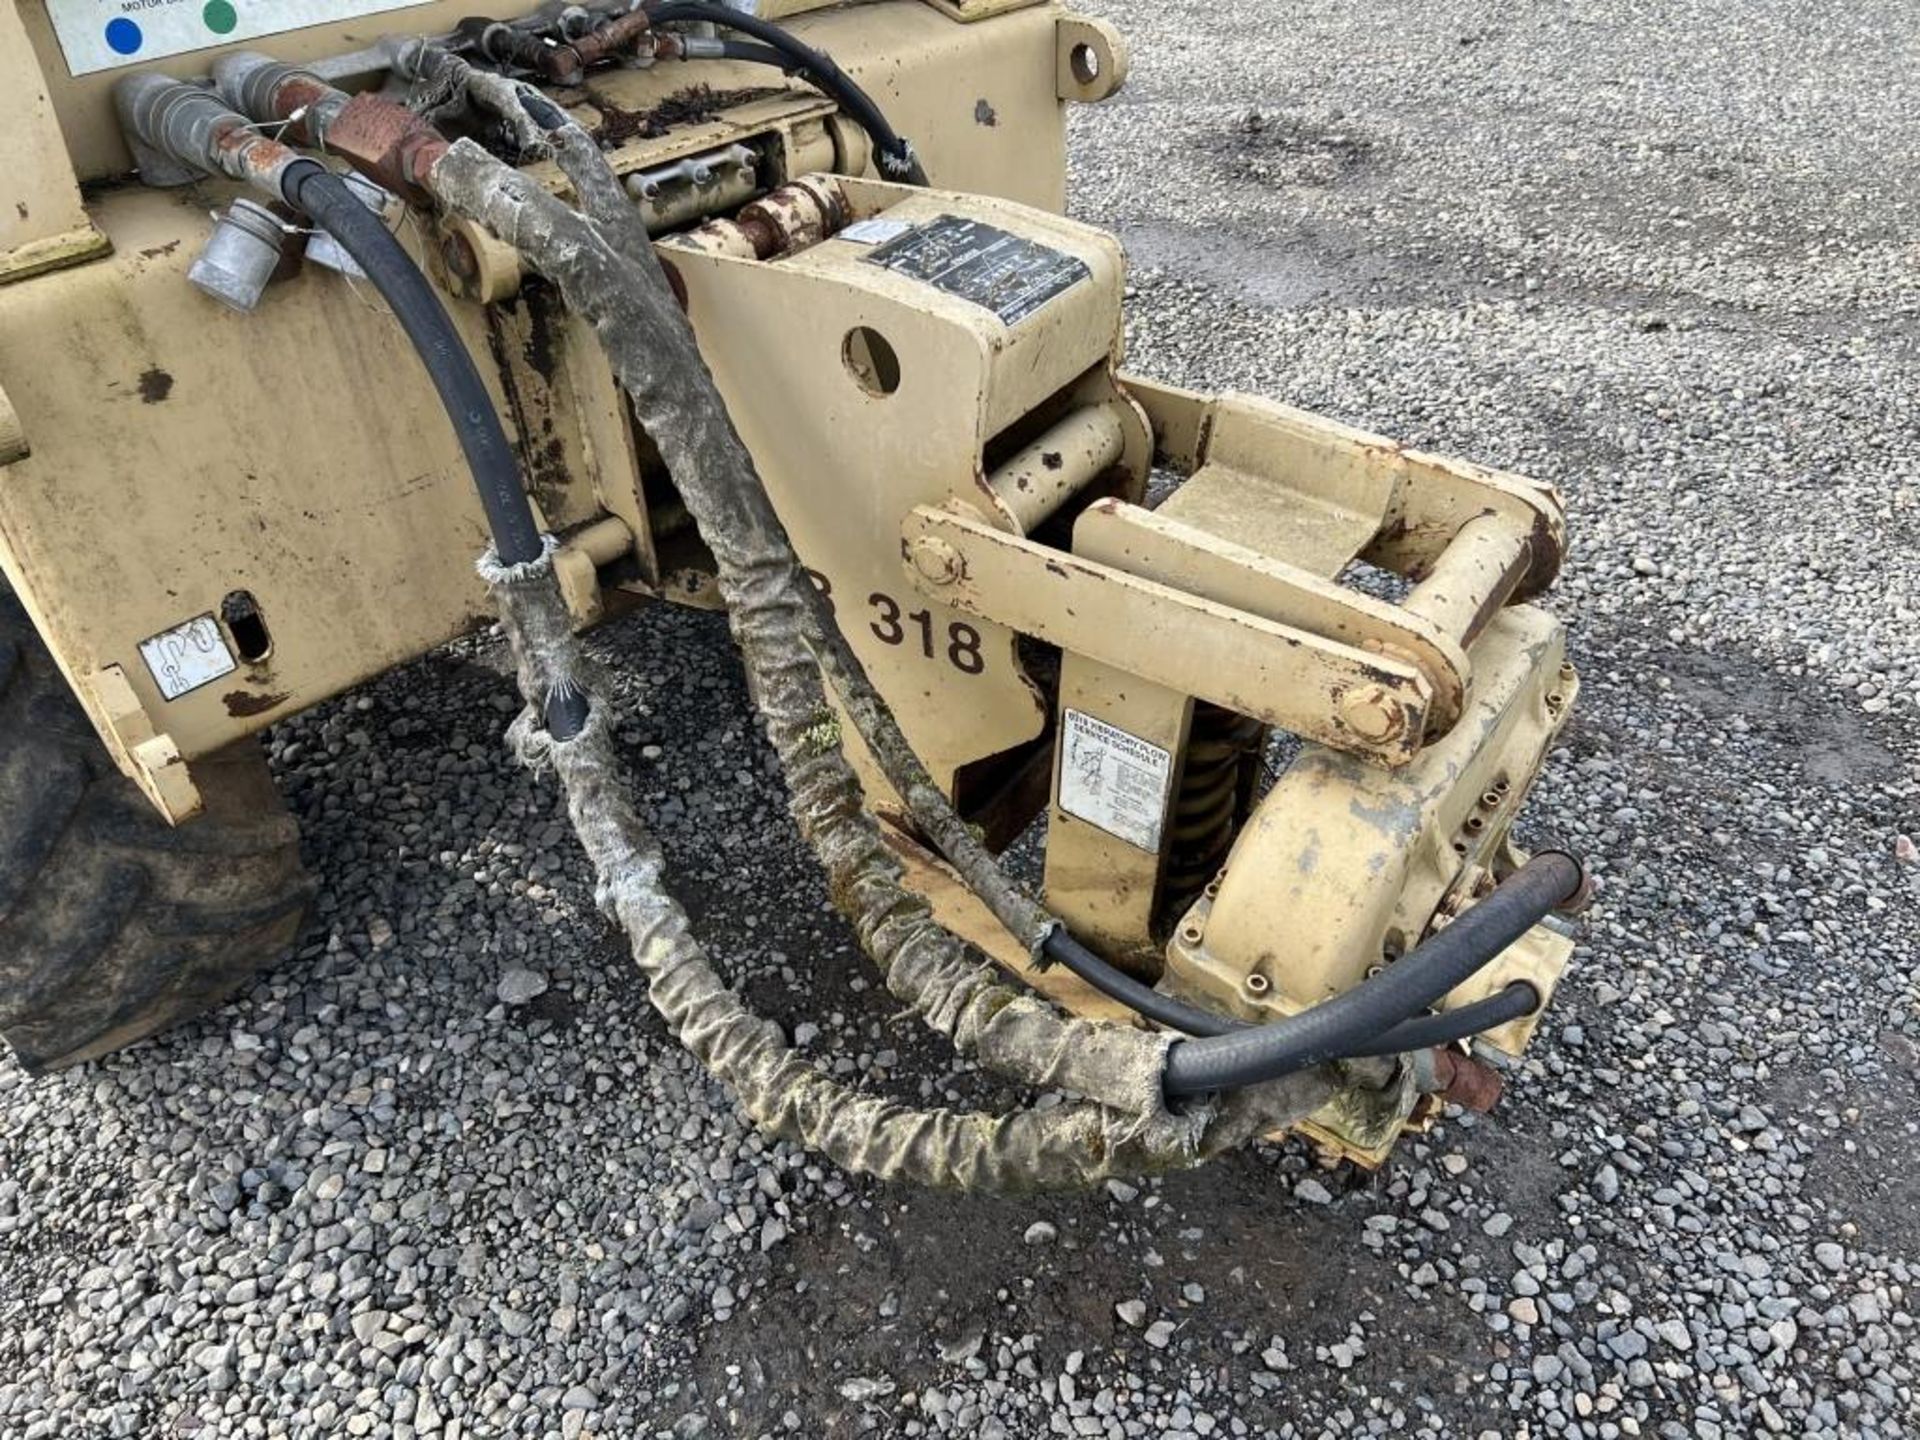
<box><xmin>544</xmin><ymin>9</ymin><xmax>654</xmax><ymax>81</ymax></box>
<box><xmin>1426</xmin><ymin>1047</ymin><xmax>1504</xmax><ymax>1112</ymax></box>
<box><xmin>683</xmin><ymin>177</ymin><xmax>852</xmax><ymax>262</ymax></box>
<box><xmin>587</xmin><ymin>84</ymin><xmax>784</xmax><ymax>145</ymax></box>
<box><xmin>263</xmin><ymin>72</ymin><xmax>338</xmax><ymax>146</ymax></box>
<box><xmin>207</xmin><ymin>121</ymin><xmax>301</xmax><ymax>189</ymax></box>
<box><xmin>324</xmin><ymin>93</ymin><xmax>450</xmax><ymax>204</ymax></box>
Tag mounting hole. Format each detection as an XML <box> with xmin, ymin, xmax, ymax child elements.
<box><xmin>221</xmin><ymin>589</ymin><xmax>273</xmax><ymax>663</ymax></box>
<box><xmin>1070</xmin><ymin>42</ymin><xmax>1101</xmax><ymax>86</ymax></box>
<box><xmin>1244</xmin><ymin>972</ymin><xmax>1270</xmax><ymax>995</ymax></box>
<box><xmin>842</xmin><ymin>326</ymin><xmax>901</xmax><ymax>397</ymax></box>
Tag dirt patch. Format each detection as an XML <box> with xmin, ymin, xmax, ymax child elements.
<box><xmin>586</xmin><ymin>84</ymin><xmax>787</xmax><ymax>146</ymax></box>
<box><xmin>1769</xmin><ymin>1064</ymin><xmax>1920</xmax><ymax>1254</ymax></box>
<box><xmin>1202</xmin><ymin>112</ymin><xmax>1380</xmax><ymax>188</ymax></box>
<box><xmin>1662</xmin><ymin>648</ymin><xmax>1905</xmax><ymax>789</ymax></box>
<box><xmin>688</xmin><ymin>1148</ymin><xmax>1513</xmax><ymax>1433</ymax></box>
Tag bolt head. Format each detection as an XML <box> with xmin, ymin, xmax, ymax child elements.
<box><xmin>1340</xmin><ymin>684</ymin><xmax>1407</xmax><ymax>743</ymax></box>
<box><xmin>909</xmin><ymin>536</ymin><xmax>962</xmax><ymax>586</ymax></box>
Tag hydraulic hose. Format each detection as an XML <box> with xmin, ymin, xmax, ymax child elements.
<box><xmin>282</xmin><ymin>164</ymin><xmax>536</xmax><ymax>565</ymax></box>
<box><xmin>647</xmin><ymin>1</ymin><xmax>930</xmax><ymax>184</ymax></box>
<box><xmin>1341</xmin><ymin>980</ymin><xmax>1541</xmax><ymax>1059</ymax></box>
<box><xmin>1161</xmin><ymin>852</ymin><xmax>1583</xmax><ymax>1097</ymax></box>
<box><xmin>279</xmin><ymin>160</ymin><xmax>590</xmax><ymax>739</ymax></box>
<box><xmin>1044</xmin><ymin>929</ymin><xmax>1542</xmax><ymax>1052</ymax></box>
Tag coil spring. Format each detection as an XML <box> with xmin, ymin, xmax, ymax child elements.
<box><xmin>1163</xmin><ymin>705</ymin><xmax>1266</xmax><ymax>913</ymax></box>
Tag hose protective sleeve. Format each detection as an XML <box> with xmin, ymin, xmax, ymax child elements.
<box><xmin>430</xmin><ymin>135</ymin><xmax>1364</xmax><ymax>1180</ymax></box>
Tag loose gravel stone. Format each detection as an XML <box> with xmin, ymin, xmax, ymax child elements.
<box><xmin>0</xmin><ymin>5</ymin><xmax>1914</xmax><ymax>1440</ymax></box>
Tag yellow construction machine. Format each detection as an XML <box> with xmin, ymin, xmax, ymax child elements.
<box><xmin>0</xmin><ymin>0</ymin><xmax>1586</xmax><ymax>1185</ymax></box>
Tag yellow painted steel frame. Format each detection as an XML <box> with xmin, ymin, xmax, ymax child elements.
<box><xmin>664</xmin><ymin>178</ymin><xmax>1150</xmax><ymax>797</ymax></box>
<box><xmin>0</xmin><ymin>1</ymin><xmax>1116</xmax><ymax>813</ymax></box>
<box><xmin>2</xmin><ymin>0</ymin><xmax>1577</xmax><ymax>1163</ymax></box>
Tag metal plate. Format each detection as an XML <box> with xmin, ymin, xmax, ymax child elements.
<box><xmin>138</xmin><ymin>615</ymin><xmax>235</xmax><ymax>701</ymax></box>
<box><xmin>863</xmin><ymin>215</ymin><xmax>1089</xmax><ymax>327</ymax></box>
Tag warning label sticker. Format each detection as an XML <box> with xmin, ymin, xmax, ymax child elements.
<box><xmin>138</xmin><ymin>614</ymin><xmax>235</xmax><ymax>701</ymax></box>
<box><xmin>862</xmin><ymin>215</ymin><xmax>1090</xmax><ymax>327</ymax></box>
<box><xmin>1057</xmin><ymin>709</ymin><xmax>1174</xmax><ymax>853</ymax></box>
<box><xmin>47</xmin><ymin>0</ymin><xmax>436</xmax><ymax>77</ymax></box>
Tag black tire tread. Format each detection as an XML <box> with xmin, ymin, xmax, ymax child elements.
<box><xmin>0</xmin><ymin>586</ymin><xmax>316</xmax><ymax>1072</ymax></box>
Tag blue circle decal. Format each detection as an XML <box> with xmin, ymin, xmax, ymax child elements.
<box><xmin>104</xmin><ymin>17</ymin><xmax>143</xmax><ymax>54</ymax></box>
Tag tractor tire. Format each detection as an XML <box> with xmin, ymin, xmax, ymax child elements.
<box><xmin>0</xmin><ymin>584</ymin><xmax>315</xmax><ymax>1073</ymax></box>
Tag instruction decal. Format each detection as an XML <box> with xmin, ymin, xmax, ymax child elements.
<box><xmin>862</xmin><ymin>215</ymin><xmax>1089</xmax><ymax>327</ymax></box>
<box><xmin>47</xmin><ymin>0</ymin><xmax>438</xmax><ymax>77</ymax></box>
<box><xmin>139</xmin><ymin>614</ymin><xmax>236</xmax><ymax>701</ymax></box>
<box><xmin>838</xmin><ymin>216</ymin><xmax>918</xmax><ymax>246</ymax></box>
<box><xmin>1058</xmin><ymin>709</ymin><xmax>1173</xmax><ymax>853</ymax></box>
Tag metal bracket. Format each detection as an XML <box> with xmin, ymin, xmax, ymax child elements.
<box><xmin>901</xmin><ymin>502</ymin><xmax>1436</xmax><ymax>764</ymax></box>
<box><xmin>1056</xmin><ymin>16</ymin><xmax>1129</xmax><ymax>103</ymax></box>
<box><xmin>83</xmin><ymin>666</ymin><xmax>203</xmax><ymax>826</ymax></box>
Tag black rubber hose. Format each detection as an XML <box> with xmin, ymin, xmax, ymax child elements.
<box><xmin>1042</xmin><ymin>929</ymin><xmax>1239</xmax><ymax>1037</ymax></box>
<box><xmin>1045</xmin><ymin>929</ymin><xmax>1543</xmax><ymax>1053</ymax></box>
<box><xmin>1161</xmin><ymin>853</ymin><xmax>1583</xmax><ymax>1097</ymax></box>
<box><xmin>1342</xmin><ymin>980</ymin><xmax>1541</xmax><ymax>1058</ymax></box>
<box><xmin>715</xmin><ymin>39</ymin><xmax>789</xmax><ymax>69</ymax></box>
<box><xmin>281</xmin><ymin>159</ymin><xmax>590</xmax><ymax>739</ymax></box>
<box><xmin>648</xmin><ymin>1</ymin><xmax>929</xmax><ymax>184</ymax></box>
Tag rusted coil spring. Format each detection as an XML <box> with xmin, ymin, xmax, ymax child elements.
<box><xmin>1164</xmin><ymin>706</ymin><xmax>1266</xmax><ymax>912</ymax></box>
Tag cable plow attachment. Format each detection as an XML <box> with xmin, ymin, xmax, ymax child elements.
<box><xmin>430</xmin><ymin>124</ymin><xmax>1372</xmax><ymax>1187</ymax></box>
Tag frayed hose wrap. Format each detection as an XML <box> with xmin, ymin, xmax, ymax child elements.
<box><xmin>282</xmin><ymin>159</ymin><xmax>588</xmax><ymax>741</ymax></box>
<box><xmin>478</xmin><ymin>544</ymin><xmax>1342</xmax><ymax>1187</ymax></box>
<box><xmin>430</xmin><ymin>131</ymin><xmax>1376</xmax><ymax>1182</ymax></box>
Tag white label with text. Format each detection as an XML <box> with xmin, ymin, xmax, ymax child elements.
<box><xmin>1057</xmin><ymin>709</ymin><xmax>1173</xmax><ymax>853</ymax></box>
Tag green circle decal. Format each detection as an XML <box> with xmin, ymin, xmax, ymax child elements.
<box><xmin>202</xmin><ymin>0</ymin><xmax>237</xmax><ymax>33</ymax></box>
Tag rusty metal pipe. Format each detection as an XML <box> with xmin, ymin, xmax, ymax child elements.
<box><xmin>542</xmin><ymin>7</ymin><xmax>653</xmax><ymax>81</ymax></box>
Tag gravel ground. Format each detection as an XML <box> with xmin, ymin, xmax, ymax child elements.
<box><xmin>4</xmin><ymin>1</ymin><xmax>1919</xmax><ymax>1436</ymax></box>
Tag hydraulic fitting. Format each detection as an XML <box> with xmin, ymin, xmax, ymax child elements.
<box><xmin>209</xmin><ymin>53</ymin><xmax>350</xmax><ymax>150</ymax></box>
<box><xmin>114</xmin><ymin>73</ymin><xmax>306</xmax><ymax>197</ymax></box>
<box><xmin>187</xmin><ymin>198</ymin><xmax>291</xmax><ymax>312</ymax></box>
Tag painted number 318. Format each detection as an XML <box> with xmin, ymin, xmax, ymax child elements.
<box><xmin>805</xmin><ymin>571</ymin><xmax>985</xmax><ymax>676</ymax></box>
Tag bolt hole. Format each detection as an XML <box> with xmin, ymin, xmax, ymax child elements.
<box><xmin>842</xmin><ymin>326</ymin><xmax>901</xmax><ymax>397</ymax></box>
<box><xmin>1070</xmin><ymin>42</ymin><xmax>1101</xmax><ymax>86</ymax></box>
<box><xmin>1244</xmin><ymin>973</ymin><xmax>1270</xmax><ymax>995</ymax></box>
<box><xmin>221</xmin><ymin>590</ymin><xmax>273</xmax><ymax>663</ymax></box>
<box><xmin>1466</xmin><ymin>815</ymin><xmax>1485</xmax><ymax>833</ymax></box>
<box><xmin>1481</xmin><ymin>791</ymin><xmax>1503</xmax><ymax>808</ymax></box>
